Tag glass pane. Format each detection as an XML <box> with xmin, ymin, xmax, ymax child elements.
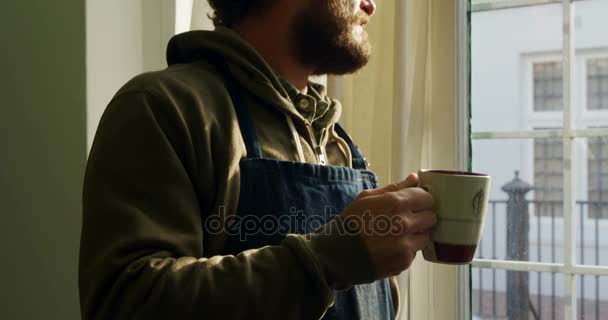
<box><xmin>472</xmin><ymin>2</ymin><xmax>563</xmax><ymax>133</ymax></box>
<box><xmin>576</xmin><ymin>137</ymin><xmax>608</xmax><ymax>267</ymax></box>
<box><xmin>577</xmin><ymin>275</ymin><xmax>608</xmax><ymax>320</ymax></box>
<box><xmin>534</xmin><ymin>61</ymin><xmax>563</xmax><ymax>112</ymax></box>
<box><xmin>472</xmin><ymin>269</ymin><xmax>564</xmax><ymax>319</ymax></box>
<box><xmin>574</xmin><ymin>0</ymin><xmax>608</xmax><ymax>131</ymax></box>
<box><xmin>575</xmin><ymin>0</ymin><xmax>608</xmax><ymax>113</ymax></box>
<box><xmin>473</xmin><ymin>139</ymin><xmax>564</xmax><ymax>263</ymax></box>
<box><xmin>587</xmin><ymin>58</ymin><xmax>608</xmax><ymax>111</ymax></box>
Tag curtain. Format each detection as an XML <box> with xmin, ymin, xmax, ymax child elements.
<box><xmin>188</xmin><ymin>1</ymin><xmax>464</xmax><ymax>319</ymax></box>
<box><xmin>328</xmin><ymin>1</ymin><xmax>462</xmax><ymax>319</ymax></box>
<box><xmin>404</xmin><ymin>2</ymin><xmax>462</xmax><ymax>319</ymax></box>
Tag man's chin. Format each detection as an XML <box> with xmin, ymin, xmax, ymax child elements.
<box><xmin>312</xmin><ymin>53</ymin><xmax>370</xmax><ymax>76</ymax></box>
<box><xmin>292</xmin><ymin>8</ymin><xmax>372</xmax><ymax>75</ymax></box>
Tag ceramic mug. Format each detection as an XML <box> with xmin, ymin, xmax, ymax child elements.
<box><xmin>418</xmin><ymin>169</ymin><xmax>491</xmax><ymax>264</ymax></box>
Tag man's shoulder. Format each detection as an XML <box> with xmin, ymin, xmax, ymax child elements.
<box><xmin>114</xmin><ymin>60</ymin><xmax>228</xmax><ymax>104</ymax></box>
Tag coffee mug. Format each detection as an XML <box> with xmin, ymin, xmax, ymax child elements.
<box><xmin>418</xmin><ymin>169</ymin><xmax>491</xmax><ymax>264</ymax></box>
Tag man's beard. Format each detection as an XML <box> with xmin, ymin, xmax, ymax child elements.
<box><xmin>290</xmin><ymin>0</ymin><xmax>372</xmax><ymax>75</ymax></box>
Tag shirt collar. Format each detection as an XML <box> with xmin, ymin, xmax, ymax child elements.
<box><xmin>278</xmin><ymin>77</ymin><xmax>332</xmax><ymax>126</ymax></box>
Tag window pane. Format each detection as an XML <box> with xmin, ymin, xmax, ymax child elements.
<box><xmin>534</xmin><ymin>61</ymin><xmax>563</xmax><ymax>112</ymax></box>
<box><xmin>577</xmin><ymin>275</ymin><xmax>608</xmax><ymax>320</ymax></box>
<box><xmin>574</xmin><ymin>0</ymin><xmax>608</xmax><ymax>130</ymax></box>
<box><xmin>472</xmin><ymin>270</ymin><xmax>564</xmax><ymax>319</ymax></box>
<box><xmin>587</xmin><ymin>58</ymin><xmax>608</xmax><ymax>111</ymax></box>
<box><xmin>473</xmin><ymin>139</ymin><xmax>564</xmax><ymax>263</ymax></box>
<box><xmin>472</xmin><ymin>2</ymin><xmax>563</xmax><ymax>133</ymax></box>
<box><xmin>576</xmin><ymin>137</ymin><xmax>608</xmax><ymax>267</ymax></box>
<box><xmin>534</xmin><ymin>135</ymin><xmax>564</xmax><ymax>217</ymax></box>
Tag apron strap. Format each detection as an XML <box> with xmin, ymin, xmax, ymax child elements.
<box><xmin>334</xmin><ymin>123</ymin><xmax>369</xmax><ymax>170</ymax></box>
<box><xmin>221</xmin><ymin>62</ymin><xmax>263</xmax><ymax>159</ymax></box>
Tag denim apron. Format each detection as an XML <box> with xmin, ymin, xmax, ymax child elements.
<box><xmin>218</xmin><ymin>66</ymin><xmax>394</xmax><ymax>320</ymax></box>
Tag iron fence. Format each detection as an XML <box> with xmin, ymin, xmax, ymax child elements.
<box><xmin>473</xmin><ymin>199</ymin><xmax>608</xmax><ymax>319</ymax></box>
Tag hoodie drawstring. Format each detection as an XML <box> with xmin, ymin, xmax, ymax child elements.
<box><xmin>286</xmin><ymin>116</ymin><xmax>306</xmax><ymax>163</ymax></box>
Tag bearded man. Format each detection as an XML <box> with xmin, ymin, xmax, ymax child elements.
<box><xmin>79</xmin><ymin>1</ymin><xmax>436</xmax><ymax>319</ymax></box>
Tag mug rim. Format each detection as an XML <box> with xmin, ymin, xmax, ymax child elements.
<box><xmin>419</xmin><ymin>169</ymin><xmax>489</xmax><ymax>177</ymax></box>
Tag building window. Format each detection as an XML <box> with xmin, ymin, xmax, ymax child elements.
<box><xmin>588</xmin><ymin>136</ymin><xmax>608</xmax><ymax>219</ymax></box>
<box><xmin>534</xmin><ymin>135</ymin><xmax>563</xmax><ymax>216</ymax></box>
<box><xmin>587</xmin><ymin>57</ymin><xmax>608</xmax><ymax>110</ymax></box>
<box><xmin>533</xmin><ymin>61</ymin><xmax>563</xmax><ymax>112</ymax></box>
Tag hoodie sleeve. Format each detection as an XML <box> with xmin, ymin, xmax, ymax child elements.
<box><xmin>79</xmin><ymin>90</ymin><xmax>377</xmax><ymax>320</ymax></box>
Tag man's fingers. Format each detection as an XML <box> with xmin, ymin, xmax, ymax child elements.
<box><xmin>353</xmin><ymin>186</ymin><xmax>434</xmax><ymax>217</ymax></box>
<box><xmin>403</xmin><ymin>231</ymin><xmax>431</xmax><ymax>252</ymax></box>
<box><xmin>401</xmin><ymin>210</ymin><xmax>437</xmax><ymax>234</ymax></box>
<box><xmin>393</xmin><ymin>187</ymin><xmax>434</xmax><ymax>213</ymax></box>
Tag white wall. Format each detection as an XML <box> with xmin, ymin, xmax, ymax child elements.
<box><xmin>86</xmin><ymin>0</ymin><xmax>177</xmax><ymax>149</ymax></box>
<box><xmin>86</xmin><ymin>0</ymin><xmax>218</xmax><ymax>149</ymax></box>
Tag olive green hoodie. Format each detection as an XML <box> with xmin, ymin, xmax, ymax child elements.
<box><xmin>79</xmin><ymin>27</ymin><xmax>399</xmax><ymax>320</ymax></box>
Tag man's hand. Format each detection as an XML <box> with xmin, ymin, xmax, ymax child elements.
<box><xmin>341</xmin><ymin>173</ymin><xmax>436</xmax><ymax>278</ymax></box>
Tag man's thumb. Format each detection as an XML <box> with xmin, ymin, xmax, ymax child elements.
<box><xmin>383</xmin><ymin>173</ymin><xmax>418</xmax><ymax>192</ymax></box>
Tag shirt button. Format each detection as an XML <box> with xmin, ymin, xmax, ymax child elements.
<box><xmin>298</xmin><ymin>99</ymin><xmax>311</xmax><ymax>111</ymax></box>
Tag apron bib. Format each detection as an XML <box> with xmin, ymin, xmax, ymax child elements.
<box><xmin>218</xmin><ymin>64</ymin><xmax>394</xmax><ymax>320</ymax></box>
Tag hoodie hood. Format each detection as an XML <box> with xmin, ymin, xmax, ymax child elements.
<box><xmin>166</xmin><ymin>27</ymin><xmax>341</xmax><ymax>129</ymax></box>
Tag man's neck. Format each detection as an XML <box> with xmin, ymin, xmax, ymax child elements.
<box><xmin>233</xmin><ymin>6</ymin><xmax>313</xmax><ymax>92</ymax></box>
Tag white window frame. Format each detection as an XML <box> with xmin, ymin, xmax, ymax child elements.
<box><xmin>471</xmin><ymin>1</ymin><xmax>608</xmax><ymax>319</ymax></box>
<box><xmin>523</xmin><ymin>53</ymin><xmax>563</xmax><ymax>127</ymax></box>
<box><xmin>456</xmin><ymin>1</ymin><xmax>471</xmax><ymax>319</ymax></box>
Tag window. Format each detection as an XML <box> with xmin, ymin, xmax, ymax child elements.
<box><xmin>471</xmin><ymin>1</ymin><xmax>608</xmax><ymax>320</ymax></box>
<box><xmin>530</xmin><ymin>57</ymin><xmax>608</xmax><ymax>219</ymax></box>
<box><xmin>587</xmin><ymin>136</ymin><xmax>608</xmax><ymax>219</ymax></box>
<box><xmin>587</xmin><ymin>58</ymin><xmax>608</xmax><ymax>110</ymax></box>
<box><xmin>534</xmin><ymin>135</ymin><xmax>563</xmax><ymax>216</ymax></box>
<box><xmin>585</xmin><ymin>56</ymin><xmax>608</xmax><ymax>220</ymax></box>
<box><xmin>532</xmin><ymin>61</ymin><xmax>565</xmax><ymax>218</ymax></box>
<box><xmin>534</xmin><ymin>62</ymin><xmax>563</xmax><ymax>112</ymax></box>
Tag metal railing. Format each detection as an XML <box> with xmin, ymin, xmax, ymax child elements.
<box><xmin>473</xmin><ymin>199</ymin><xmax>608</xmax><ymax>319</ymax></box>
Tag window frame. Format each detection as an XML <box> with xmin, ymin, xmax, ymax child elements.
<box><xmin>456</xmin><ymin>1</ymin><xmax>472</xmax><ymax>319</ymax></box>
<box><xmin>470</xmin><ymin>1</ymin><xmax>608</xmax><ymax>319</ymax></box>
